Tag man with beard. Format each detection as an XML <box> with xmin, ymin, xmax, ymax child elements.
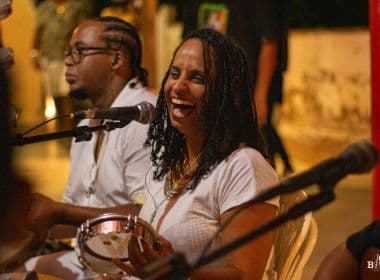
<box><xmin>62</xmin><ymin>16</ymin><xmax>156</xmax><ymax>209</ymax></box>
<box><xmin>23</xmin><ymin>17</ymin><xmax>157</xmax><ymax>276</ymax></box>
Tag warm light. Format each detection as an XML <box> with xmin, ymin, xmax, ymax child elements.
<box><xmin>44</xmin><ymin>96</ymin><xmax>57</xmax><ymax>118</ymax></box>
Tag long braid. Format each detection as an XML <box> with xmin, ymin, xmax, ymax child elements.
<box><xmin>94</xmin><ymin>16</ymin><xmax>148</xmax><ymax>86</ymax></box>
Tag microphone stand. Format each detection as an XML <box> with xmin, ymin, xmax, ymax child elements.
<box><xmin>144</xmin><ymin>183</ymin><xmax>337</xmax><ymax>280</ymax></box>
<box><xmin>12</xmin><ymin>121</ymin><xmax>131</xmax><ymax>146</ymax></box>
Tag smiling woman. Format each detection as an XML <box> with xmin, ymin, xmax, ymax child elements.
<box><xmin>131</xmin><ymin>28</ymin><xmax>280</xmax><ymax>280</ymax></box>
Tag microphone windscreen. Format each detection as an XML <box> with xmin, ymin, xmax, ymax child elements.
<box><xmin>138</xmin><ymin>102</ymin><xmax>156</xmax><ymax>124</ymax></box>
<box><xmin>345</xmin><ymin>140</ymin><xmax>378</xmax><ymax>174</ymax></box>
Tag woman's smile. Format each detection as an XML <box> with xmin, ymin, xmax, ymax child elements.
<box><xmin>170</xmin><ymin>97</ymin><xmax>196</xmax><ymax>119</ymax></box>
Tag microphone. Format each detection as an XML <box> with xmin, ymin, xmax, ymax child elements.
<box><xmin>280</xmin><ymin>140</ymin><xmax>378</xmax><ymax>191</ymax></box>
<box><xmin>72</xmin><ymin>101</ymin><xmax>156</xmax><ymax>124</ymax></box>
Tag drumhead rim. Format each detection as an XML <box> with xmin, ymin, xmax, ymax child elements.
<box><xmin>88</xmin><ymin>213</ymin><xmax>135</xmax><ymax>224</ymax></box>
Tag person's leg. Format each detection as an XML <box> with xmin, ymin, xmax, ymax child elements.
<box><xmin>266</xmin><ymin>72</ymin><xmax>293</xmax><ymax>176</ymax></box>
<box><xmin>260</xmin><ymin>123</ymin><xmax>276</xmax><ymax>168</ymax></box>
<box><xmin>266</xmin><ymin>119</ymin><xmax>293</xmax><ymax>175</ymax></box>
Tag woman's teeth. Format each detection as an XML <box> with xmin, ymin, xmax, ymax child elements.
<box><xmin>172</xmin><ymin>98</ymin><xmax>194</xmax><ymax>107</ymax></box>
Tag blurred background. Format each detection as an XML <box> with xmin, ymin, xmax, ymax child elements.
<box><xmin>1</xmin><ymin>0</ymin><xmax>373</xmax><ymax>278</ymax></box>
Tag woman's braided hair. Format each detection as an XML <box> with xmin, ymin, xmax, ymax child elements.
<box><xmin>145</xmin><ymin>28</ymin><xmax>267</xmax><ymax>189</ymax></box>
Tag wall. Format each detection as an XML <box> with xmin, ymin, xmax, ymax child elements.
<box><xmin>278</xmin><ymin>29</ymin><xmax>370</xmax><ymax>162</ymax></box>
<box><xmin>154</xmin><ymin>5</ymin><xmax>182</xmax><ymax>88</ymax></box>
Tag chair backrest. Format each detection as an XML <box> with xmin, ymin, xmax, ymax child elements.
<box><xmin>290</xmin><ymin>216</ymin><xmax>318</xmax><ymax>280</ymax></box>
<box><xmin>273</xmin><ymin>191</ymin><xmax>318</xmax><ymax>280</ymax></box>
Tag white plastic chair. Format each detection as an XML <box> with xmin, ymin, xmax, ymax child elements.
<box><xmin>290</xmin><ymin>217</ymin><xmax>318</xmax><ymax>280</ymax></box>
<box><xmin>273</xmin><ymin>191</ymin><xmax>318</xmax><ymax>280</ymax></box>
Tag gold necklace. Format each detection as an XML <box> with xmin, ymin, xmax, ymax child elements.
<box><xmin>149</xmin><ymin>147</ymin><xmax>204</xmax><ymax>222</ymax></box>
<box><xmin>149</xmin><ymin>174</ymin><xmax>190</xmax><ymax>223</ymax></box>
<box><xmin>164</xmin><ymin>147</ymin><xmax>204</xmax><ymax>199</ymax></box>
<box><xmin>183</xmin><ymin>147</ymin><xmax>204</xmax><ymax>173</ymax></box>
<box><xmin>164</xmin><ymin>170</ymin><xmax>192</xmax><ymax>199</ymax></box>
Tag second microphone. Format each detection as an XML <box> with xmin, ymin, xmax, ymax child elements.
<box><xmin>72</xmin><ymin>101</ymin><xmax>156</xmax><ymax>124</ymax></box>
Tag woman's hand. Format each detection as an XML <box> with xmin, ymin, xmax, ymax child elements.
<box><xmin>126</xmin><ymin>233</ymin><xmax>175</xmax><ymax>278</ymax></box>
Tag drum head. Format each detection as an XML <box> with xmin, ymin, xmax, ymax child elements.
<box><xmin>86</xmin><ymin>231</ymin><xmax>131</xmax><ymax>260</ymax></box>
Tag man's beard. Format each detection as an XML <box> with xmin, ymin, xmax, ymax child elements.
<box><xmin>69</xmin><ymin>89</ymin><xmax>89</xmax><ymax>100</ymax></box>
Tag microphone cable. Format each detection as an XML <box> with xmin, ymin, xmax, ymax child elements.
<box><xmin>21</xmin><ymin>114</ymin><xmax>73</xmax><ymax>136</ymax></box>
